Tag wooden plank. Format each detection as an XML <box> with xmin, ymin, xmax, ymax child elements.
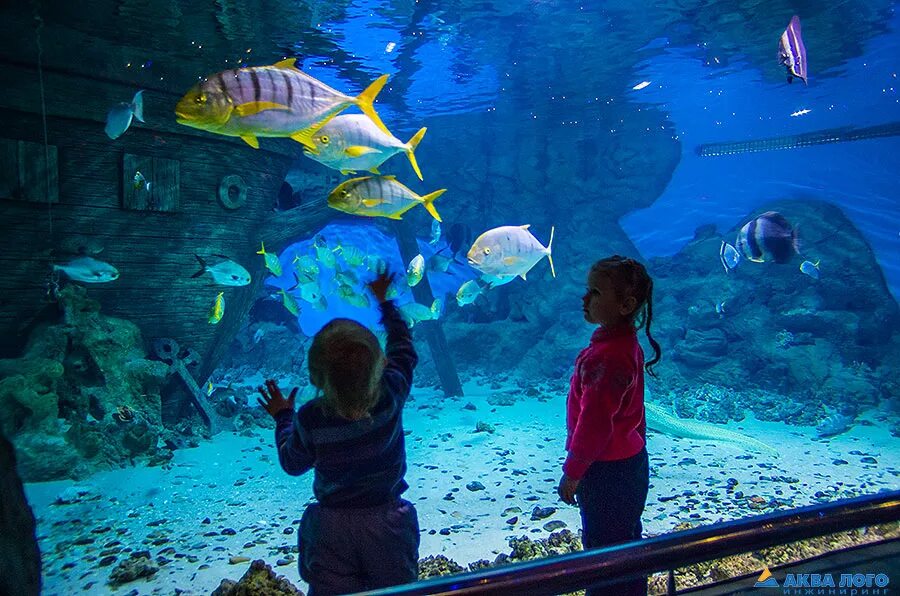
<box><xmin>17</xmin><ymin>141</ymin><xmax>59</xmax><ymax>204</ymax></box>
<box><xmin>0</xmin><ymin>139</ymin><xmax>18</xmax><ymax>198</ymax></box>
<box><xmin>392</xmin><ymin>220</ymin><xmax>463</xmax><ymax>397</ymax></box>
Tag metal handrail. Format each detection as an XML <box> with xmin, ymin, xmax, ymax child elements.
<box><xmin>361</xmin><ymin>490</ymin><xmax>900</xmax><ymax>596</ymax></box>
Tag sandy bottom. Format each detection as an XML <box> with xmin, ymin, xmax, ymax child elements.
<box><xmin>25</xmin><ymin>377</ymin><xmax>900</xmax><ymax>595</ymax></box>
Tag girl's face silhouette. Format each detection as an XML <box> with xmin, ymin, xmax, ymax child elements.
<box><xmin>582</xmin><ymin>271</ymin><xmax>636</xmax><ymax>328</ymax></box>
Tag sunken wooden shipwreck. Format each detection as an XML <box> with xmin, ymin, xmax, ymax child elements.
<box><xmin>0</xmin><ymin>1</ymin><xmax>338</xmax><ymax>386</ymax></box>
<box><xmin>0</xmin><ymin>0</ymin><xmax>462</xmax><ymax>413</ymax></box>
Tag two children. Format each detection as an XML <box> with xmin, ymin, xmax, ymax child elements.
<box><xmin>258</xmin><ymin>256</ymin><xmax>661</xmax><ymax>595</ymax></box>
<box><xmin>257</xmin><ymin>269</ymin><xmax>419</xmax><ymax>595</ymax></box>
<box><xmin>558</xmin><ymin>255</ymin><xmax>661</xmax><ymax>596</ymax></box>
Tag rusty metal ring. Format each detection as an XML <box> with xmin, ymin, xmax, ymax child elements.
<box><xmin>218</xmin><ymin>174</ymin><xmax>246</xmax><ymax>209</ymax></box>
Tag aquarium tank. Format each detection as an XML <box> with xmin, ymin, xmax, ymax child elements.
<box><xmin>0</xmin><ymin>0</ymin><xmax>898</xmax><ymax>594</ymax></box>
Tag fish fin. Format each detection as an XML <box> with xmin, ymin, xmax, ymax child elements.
<box><xmin>361</xmin><ymin>198</ymin><xmax>385</xmax><ymax>207</ymax></box>
<box><xmin>290</xmin><ymin>129</ymin><xmax>317</xmax><ymax>150</ymax></box>
<box><xmin>273</xmin><ymin>58</ymin><xmax>299</xmax><ymax>69</ymax></box>
<box><xmin>257</xmin><ymin>241</ymin><xmax>266</xmax><ymax>255</ymax></box>
<box><xmin>340</xmin><ymin>169</ymin><xmax>356</xmax><ymax>175</ymax></box>
<box><xmin>191</xmin><ymin>254</ymin><xmax>207</xmax><ymax>278</ymax></box>
<box><xmin>381</xmin><ymin>174</ymin><xmax>397</xmax><ymax>181</ymax></box>
<box><xmin>420</xmin><ymin>188</ymin><xmax>446</xmax><ymax>222</ymax></box>
<box><xmin>234</xmin><ymin>101</ymin><xmax>291</xmax><ymax>118</ymax></box>
<box><xmin>386</xmin><ymin>213</ymin><xmax>404</xmax><ymax>220</ymax></box>
<box><xmin>240</xmin><ymin>134</ymin><xmax>260</xmax><ymax>149</ymax></box>
<box><xmin>405</xmin><ymin>127</ymin><xmax>427</xmax><ymax>181</ymax></box>
<box><xmin>212</xmin><ymin>254</ymin><xmax>231</xmax><ymax>260</ymax></box>
<box><xmin>289</xmin><ymin>272</ymin><xmax>300</xmax><ymax>291</ymax></box>
<box><xmin>520</xmin><ymin>224</ymin><xmax>531</xmax><ymax>230</ymax></box>
<box><xmin>131</xmin><ymin>90</ymin><xmax>145</xmax><ymax>123</ymax></box>
<box><xmin>354</xmin><ymin>74</ymin><xmax>392</xmax><ymax>136</ymax></box>
<box><xmin>368</xmin><ymin>167</ymin><xmax>381</xmax><ymax>174</ymax></box>
<box><xmin>519</xmin><ymin>272</ymin><xmax>527</xmax><ymax>281</ymax></box>
<box><xmin>344</xmin><ymin>145</ymin><xmax>378</xmax><ymax>157</ymax></box>
<box><xmin>546</xmin><ymin>225</ymin><xmax>556</xmax><ymax>278</ymax></box>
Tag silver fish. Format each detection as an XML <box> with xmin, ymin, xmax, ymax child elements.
<box><xmin>54</xmin><ymin>257</ymin><xmax>119</xmax><ymax>283</ymax></box>
<box><xmin>192</xmin><ymin>254</ymin><xmax>251</xmax><ymax>286</ymax></box>
<box><xmin>105</xmin><ymin>91</ymin><xmax>144</xmax><ymax>140</ymax></box>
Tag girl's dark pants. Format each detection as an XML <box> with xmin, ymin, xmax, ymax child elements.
<box><xmin>576</xmin><ymin>447</ymin><xmax>650</xmax><ymax>596</ymax></box>
<box><xmin>299</xmin><ymin>498</ymin><xmax>419</xmax><ymax>596</ymax></box>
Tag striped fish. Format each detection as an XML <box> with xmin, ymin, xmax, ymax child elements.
<box><xmin>304</xmin><ymin>114</ymin><xmax>427</xmax><ymax>180</ymax></box>
<box><xmin>175</xmin><ymin>58</ymin><xmax>392</xmax><ymax>149</ymax></box>
<box><xmin>735</xmin><ymin>211</ymin><xmax>799</xmax><ymax>264</ymax></box>
<box><xmin>778</xmin><ymin>15</ymin><xmax>808</xmax><ymax>85</ymax></box>
<box><xmin>327</xmin><ymin>175</ymin><xmax>444</xmax><ymax>222</ymax></box>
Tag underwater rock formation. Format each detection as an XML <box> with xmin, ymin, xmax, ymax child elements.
<box><xmin>649</xmin><ymin>200</ymin><xmax>900</xmax><ymax>426</ymax></box>
<box><xmin>0</xmin><ymin>433</ymin><xmax>41</xmax><ymax>596</ymax></box>
<box><xmin>212</xmin><ymin>559</ymin><xmax>304</xmax><ymax>596</ymax></box>
<box><xmin>0</xmin><ymin>286</ymin><xmax>170</xmax><ymax>480</ymax></box>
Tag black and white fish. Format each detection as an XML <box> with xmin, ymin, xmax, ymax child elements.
<box><xmin>54</xmin><ymin>257</ymin><xmax>119</xmax><ymax>283</ymax></box>
<box><xmin>735</xmin><ymin>211</ymin><xmax>799</xmax><ymax>264</ymax></box>
<box><xmin>778</xmin><ymin>15</ymin><xmax>808</xmax><ymax>85</ymax></box>
<box><xmin>719</xmin><ymin>241</ymin><xmax>740</xmax><ymax>272</ymax></box>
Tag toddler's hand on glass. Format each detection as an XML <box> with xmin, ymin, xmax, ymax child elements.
<box><xmin>256</xmin><ymin>379</ymin><xmax>297</xmax><ymax>419</ymax></box>
<box><xmin>367</xmin><ymin>268</ymin><xmax>396</xmax><ymax>303</ymax></box>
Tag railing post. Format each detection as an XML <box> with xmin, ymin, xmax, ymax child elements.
<box><xmin>667</xmin><ymin>569</ymin><xmax>676</xmax><ymax>595</ymax></box>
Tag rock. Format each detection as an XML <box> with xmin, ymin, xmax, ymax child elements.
<box><xmin>543</xmin><ymin>520</ymin><xmax>567</xmax><ymax>532</ymax></box>
<box><xmin>466</xmin><ymin>481</ymin><xmax>485</xmax><ymax>492</ymax></box>
<box><xmin>474</xmin><ymin>421</ymin><xmax>495</xmax><ymax>434</ymax></box>
<box><xmin>54</xmin><ymin>485</ymin><xmax>101</xmax><ymax>505</ymax></box>
<box><xmin>860</xmin><ymin>456</ymin><xmax>878</xmax><ymax>464</ymax></box>
<box><xmin>530</xmin><ymin>506</ymin><xmax>556</xmax><ymax>521</ymax></box>
<box><xmin>212</xmin><ymin>559</ymin><xmax>303</xmax><ymax>595</ymax></box>
<box><xmin>418</xmin><ymin>555</ymin><xmax>464</xmax><ymax>579</ymax></box>
<box><xmin>221</xmin><ymin>528</ymin><xmax>237</xmax><ymax>535</ymax></box>
<box><xmin>229</xmin><ymin>556</ymin><xmax>251</xmax><ymax>564</ymax></box>
<box><xmin>109</xmin><ymin>554</ymin><xmax>158</xmax><ymax>586</ymax></box>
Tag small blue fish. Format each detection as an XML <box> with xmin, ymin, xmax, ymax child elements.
<box><xmin>429</xmin><ymin>219</ymin><xmax>442</xmax><ymax>245</ymax></box>
<box><xmin>715</xmin><ymin>301</ymin><xmax>726</xmax><ymax>315</ymax></box>
<box><xmin>105</xmin><ymin>90</ymin><xmax>144</xmax><ymax>140</ymax></box>
<box><xmin>799</xmin><ymin>259</ymin><xmax>820</xmax><ymax>279</ymax></box>
<box><xmin>719</xmin><ymin>241</ymin><xmax>740</xmax><ymax>272</ymax></box>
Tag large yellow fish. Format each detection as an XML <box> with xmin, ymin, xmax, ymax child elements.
<box><xmin>175</xmin><ymin>59</ymin><xmax>392</xmax><ymax>150</ymax></box>
<box><xmin>304</xmin><ymin>114</ymin><xmax>427</xmax><ymax>180</ymax></box>
<box><xmin>327</xmin><ymin>175</ymin><xmax>444</xmax><ymax>222</ymax></box>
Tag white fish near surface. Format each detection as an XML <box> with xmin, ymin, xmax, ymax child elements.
<box><xmin>399</xmin><ymin>299</ymin><xmax>442</xmax><ymax>328</ymax></box>
<box><xmin>406</xmin><ymin>254</ymin><xmax>425</xmax><ymax>287</ymax></box>
<box><xmin>105</xmin><ymin>91</ymin><xmax>144</xmax><ymax>140</ymax></box>
<box><xmin>429</xmin><ymin>219</ymin><xmax>441</xmax><ymax>245</ymax></box>
<box><xmin>304</xmin><ymin>114</ymin><xmax>427</xmax><ymax>180</ymax></box>
<box><xmin>800</xmin><ymin>259</ymin><xmax>820</xmax><ymax>279</ymax></box>
<box><xmin>192</xmin><ymin>255</ymin><xmax>251</xmax><ymax>286</ymax></box>
<box><xmin>54</xmin><ymin>257</ymin><xmax>119</xmax><ymax>283</ymax></box>
<box><xmin>632</xmin><ymin>81</ymin><xmax>651</xmax><ymax>91</ymax></box>
<box><xmin>466</xmin><ymin>225</ymin><xmax>556</xmax><ymax>283</ymax></box>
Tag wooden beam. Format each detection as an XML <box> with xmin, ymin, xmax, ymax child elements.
<box><xmin>392</xmin><ymin>220</ymin><xmax>463</xmax><ymax>397</ymax></box>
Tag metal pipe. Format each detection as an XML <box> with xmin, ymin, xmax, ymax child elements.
<box><xmin>696</xmin><ymin>121</ymin><xmax>900</xmax><ymax>157</ymax></box>
<box><xmin>360</xmin><ymin>490</ymin><xmax>900</xmax><ymax>596</ymax></box>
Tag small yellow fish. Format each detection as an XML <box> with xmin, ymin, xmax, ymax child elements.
<box><xmin>206</xmin><ymin>381</ymin><xmax>214</xmax><ymax>396</ymax></box>
<box><xmin>337</xmin><ymin>284</ymin><xmax>371</xmax><ymax>308</ymax></box>
<box><xmin>398</xmin><ymin>298</ymin><xmax>441</xmax><ymax>328</ymax></box>
<box><xmin>327</xmin><ymin>175</ymin><xmax>445</xmax><ymax>222</ymax></box>
<box><xmin>456</xmin><ymin>280</ymin><xmax>483</xmax><ymax>306</ymax></box>
<box><xmin>293</xmin><ymin>254</ymin><xmax>319</xmax><ymax>285</ymax></box>
<box><xmin>208</xmin><ymin>292</ymin><xmax>225</xmax><ymax>324</ymax></box>
<box><xmin>334</xmin><ymin>245</ymin><xmax>367</xmax><ymax>267</ymax></box>
<box><xmin>279</xmin><ymin>289</ymin><xmax>301</xmax><ymax>316</ymax></box>
<box><xmin>257</xmin><ymin>241</ymin><xmax>282</xmax><ymax>276</ymax></box>
<box><xmin>406</xmin><ymin>254</ymin><xmax>425</xmax><ymax>287</ymax></box>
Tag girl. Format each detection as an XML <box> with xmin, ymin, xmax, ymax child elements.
<box><xmin>557</xmin><ymin>255</ymin><xmax>661</xmax><ymax>596</ymax></box>
<box><xmin>257</xmin><ymin>269</ymin><xmax>419</xmax><ymax>595</ymax></box>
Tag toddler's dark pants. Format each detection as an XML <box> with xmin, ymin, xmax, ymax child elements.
<box><xmin>298</xmin><ymin>498</ymin><xmax>420</xmax><ymax>596</ymax></box>
<box><xmin>576</xmin><ymin>447</ymin><xmax>650</xmax><ymax>596</ymax></box>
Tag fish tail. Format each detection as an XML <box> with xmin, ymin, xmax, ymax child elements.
<box><xmin>405</xmin><ymin>127</ymin><xmax>427</xmax><ymax>181</ymax></box>
<box><xmin>257</xmin><ymin>241</ymin><xmax>266</xmax><ymax>256</ymax></box>
<box><xmin>792</xmin><ymin>225</ymin><xmax>801</xmax><ymax>256</ymax></box>
<box><xmin>546</xmin><ymin>225</ymin><xmax>556</xmax><ymax>278</ymax></box>
<box><xmin>131</xmin><ymin>90</ymin><xmax>145</xmax><ymax>123</ymax></box>
<box><xmin>420</xmin><ymin>188</ymin><xmax>446</xmax><ymax>222</ymax></box>
<box><xmin>354</xmin><ymin>74</ymin><xmax>391</xmax><ymax>137</ymax></box>
<box><xmin>191</xmin><ymin>254</ymin><xmax>207</xmax><ymax>278</ymax></box>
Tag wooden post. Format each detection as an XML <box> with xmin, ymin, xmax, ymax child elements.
<box><xmin>393</xmin><ymin>220</ymin><xmax>463</xmax><ymax>397</ymax></box>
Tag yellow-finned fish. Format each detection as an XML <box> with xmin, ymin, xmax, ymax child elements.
<box><xmin>398</xmin><ymin>298</ymin><xmax>442</xmax><ymax>328</ymax></box>
<box><xmin>208</xmin><ymin>292</ymin><xmax>225</xmax><ymax>324</ymax></box>
<box><xmin>406</xmin><ymin>254</ymin><xmax>425</xmax><ymax>287</ymax></box>
<box><xmin>304</xmin><ymin>114</ymin><xmax>427</xmax><ymax>180</ymax></box>
<box><xmin>328</xmin><ymin>175</ymin><xmax>445</xmax><ymax>222</ymax></box>
<box><xmin>279</xmin><ymin>289</ymin><xmax>301</xmax><ymax>316</ymax></box>
<box><xmin>257</xmin><ymin>241</ymin><xmax>282</xmax><ymax>276</ymax></box>
<box><xmin>175</xmin><ymin>59</ymin><xmax>393</xmax><ymax>150</ymax></box>
<box><xmin>467</xmin><ymin>225</ymin><xmax>555</xmax><ymax>285</ymax></box>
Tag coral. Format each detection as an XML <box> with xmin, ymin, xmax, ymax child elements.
<box><xmin>0</xmin><ymin>286</ymin><xmax>170</xmax><ymax>481</ymax></box>
<box><xmin>211</xmin><ymin>559</ymin><xmax>304</xmax><ymax>596</ymax></box>
<box><xmin>418</xmin><ymin>554</ymin><xmax>465</xmax><ymax>579</ymax></box>
<box><xmin>108</xmin><ymin>552</ymin><xmax>158</xmax><ymax>586</ymax></box>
